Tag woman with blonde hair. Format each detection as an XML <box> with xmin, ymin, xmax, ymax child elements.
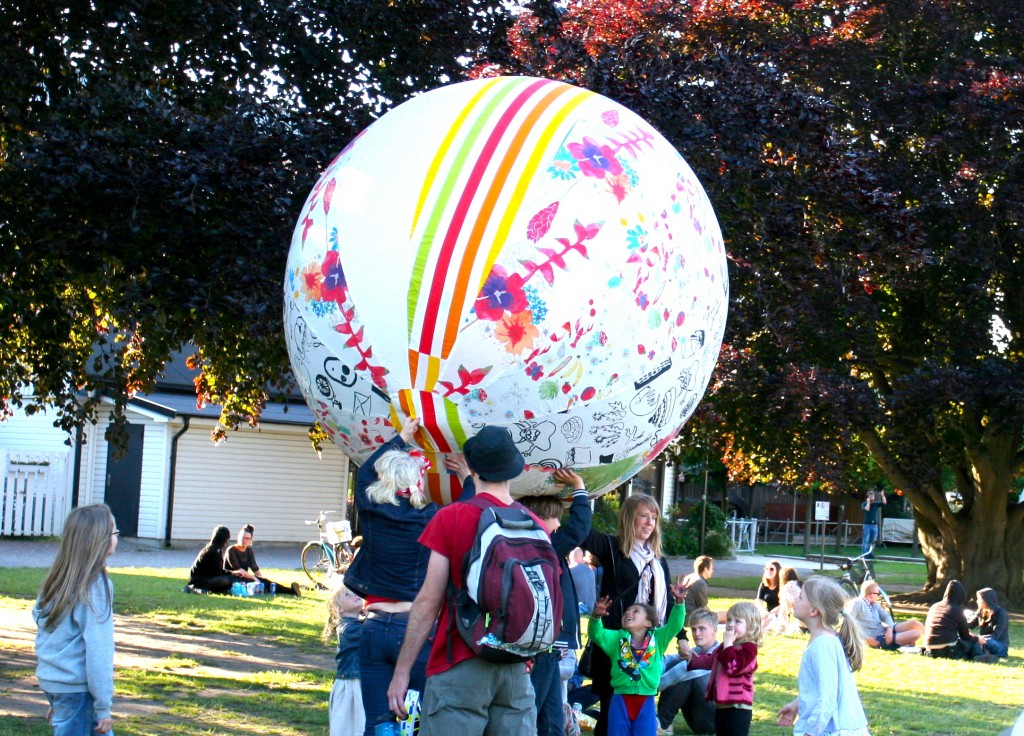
<box><xmin>343</xmin><ymin>416</ymin><xmax>475</xmax><ymax>736</ymax></box>
<box><xmin>778</xmin><ymin>576</ymin><xmax>870</xmax><ymax>736</ymax></box>
<box><xmin>582</xmin><ymin>493</ymin><xmax>678</xmax><ymax>736</ymax></box>
<box><xmin>34</xmin><ymin>504</ymin><xmax>118</xmax><ymax>735</ymax></box>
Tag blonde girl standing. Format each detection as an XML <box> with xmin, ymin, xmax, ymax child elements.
<box><xmin>777</xmin><ymin>576</ymin><xmax>870</xmax><ymax>736</ymax></box>
<box><xmin>34</xmin><ymin>504</ymin><xmax>118</xmax><ymax>736</ymax></box>
<box><xmin>684</xmin><ymin>601</ymin><xmax>762</xmax><ymax>736</ymax></box>
<box><xmin>322</xmin><ymin>584</ymin><xmax>366</xmax><ymax>736</ymax></box>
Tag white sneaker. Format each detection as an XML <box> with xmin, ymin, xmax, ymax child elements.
<box><xmin>657</xmin><ymin>726</ymin><xmax>675</xmax><ymax>736</ymax></box>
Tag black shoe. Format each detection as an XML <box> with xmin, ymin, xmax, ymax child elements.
<box><xmin>182</xmin><ymin>585</ymin><xmax>192</xmax><ymax>594</ymax></box>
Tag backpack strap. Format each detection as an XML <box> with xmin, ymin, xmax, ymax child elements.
<box><xmin>446</xmin><ymin>494</ymin><xmax>501</xmax><ymax>663</ymax></box>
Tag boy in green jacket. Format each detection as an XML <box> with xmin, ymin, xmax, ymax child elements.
<box><xmin>588</xmin><ymin>578</ymin><xmax>688</xmax><ymax>735</ymax></box>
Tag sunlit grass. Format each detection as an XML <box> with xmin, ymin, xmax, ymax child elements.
<box><xmin>3</xmin><ymin>568</ymin><xmax>1020</xmax><ymax>735</ymax></box>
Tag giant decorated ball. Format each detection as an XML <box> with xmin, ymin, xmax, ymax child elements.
<box><xmin>284</xmin><ymin>76</ymin><xmax>728</xmax><ymax>503</ymax></box>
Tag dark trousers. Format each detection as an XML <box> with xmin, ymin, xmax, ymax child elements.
<box><xmin>192</xmin><ymin>574</ymin><xmax>234</xmax><ymax>593</ymax></box>
<box><xmin>714</xmin><ymin>706</ymin><xmax>751</xmax><ymax>736</ymax></box>
<box><xmin>530</xmin><ymin>650</ymin><xmax>564</xmax><ymax>736</ymax></box>
<box><xmin>359</xmin><ymin>613</ymin><xmax>431</xmax><ymax>736</ymax></box>
<box><xmin>657</xmin><ymin>676</ymin><xmax>714</xmax><ymax>734</ymax></box>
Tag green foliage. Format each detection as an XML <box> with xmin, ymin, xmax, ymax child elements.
<box><xmin>502</xmin><ymin>0</ymin><xmax>1024</xmax><ymax>603</ymax></box>
<box><xmin>590</xmin><ymin>491</ymin><xmax>621</xmax><ymax>536</ymax></box>
<box><xmin>0</xmin><ymin>0</ymin><xmax>518</xmax><ymax>438</ymax></box>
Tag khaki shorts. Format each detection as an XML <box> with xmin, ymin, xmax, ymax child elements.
<box><xmin>420</xmin><ymin>657</ymin><xmax>536</xmax><ymax>736</ymax></box>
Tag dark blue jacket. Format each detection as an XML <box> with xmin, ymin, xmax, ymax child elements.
<box><xmin>344</xmin><ymin>435</ymin><xmax>474</xmax><ymax>602</ymax></box>
<box><xmin>335</xmin><ymin>617</ymin><xmax>362</xmax><ymax>679</ymax></box>
<box><xmin>551</xmin><ymin>489</ymin><xmax>593</xmax><ymax>649</ymax></box>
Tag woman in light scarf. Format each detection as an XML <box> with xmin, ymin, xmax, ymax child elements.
<box><xmin>582</xmin><ymin>494</ymin><xmax>678</xmax><ymax>736</ymax></box>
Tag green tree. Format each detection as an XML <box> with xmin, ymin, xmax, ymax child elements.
<box><xmin>505</xmin><ymin>0</ymin><xmax>1024</xmax><ymax>603</ymax></box>
<box><xmin>0</xmin><ymin>0</ymin><xmax>516</xmax><ymax>442</ymax></box>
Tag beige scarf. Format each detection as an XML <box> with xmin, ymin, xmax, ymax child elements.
<box><xmin>630</xmin><ymin>541</ymin><xmax>667</xmax><ymax>623</ymax></box>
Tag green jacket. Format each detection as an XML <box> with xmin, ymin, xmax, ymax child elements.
<box><xmin>588</xmin><ymin>603</ymin><xmax>686</xmax><ymax>696</ymax></box>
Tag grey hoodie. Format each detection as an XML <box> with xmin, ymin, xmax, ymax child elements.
<box><xmin>33</xmin><ymin>576</ymin><xmax>115</xmax><ymax>719</ymax></box>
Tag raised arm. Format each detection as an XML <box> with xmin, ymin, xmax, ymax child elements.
<box><xmin>550</xmin><ymin>469</ymin><xmax>592</xmax><ymax>557</ymax></box>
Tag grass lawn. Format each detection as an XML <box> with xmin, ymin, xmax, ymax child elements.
<box><xmin>3</xmin><ymin>567</ymin><xmax>1022</xmax><ymax>735</ymax></box>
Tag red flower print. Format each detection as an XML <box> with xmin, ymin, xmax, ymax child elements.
<box><xmin>496</xmin><ymin>310</ymin><xmax>539</xmax><ymax>355</ymax></box>
<box><xmin>566</xmin><ymin>137</ymin><xmax>623</xmax><ymax>179</ymax></box>
<box><xmin>320</xmin><ymin>250</ymin><xmax>347</xmax><ymax>303</ymax></box>
<box><xmin>475</xmin><ymin>265</ymin><xmax>529</xmax><ymax>321</ymax></box>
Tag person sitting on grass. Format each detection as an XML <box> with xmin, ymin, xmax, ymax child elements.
<box><xmin>921</xmin><ymin>580</ymin><xmax>982</xmax><ymax>659</ymax></box>
<box><xmin>186</xmin><ymin>525</ymin><xmax>234</xmax><ymax>594</ymax></box>
<box><xmin>587</xmin><ymin>578</ymin><xmax>689</xmax><ymax>736</ymax></box>
<box><xmin>224</xmin><ymin>524</ymin><xmax>302</xmax><ymax>596</ymax></box>
<box><xmin>847</xmin><ymin>579</ymin><xmax>923</xmax><ymax>650</ymax></box>
<box><xmin>967</xmin><ymin>587</ymin><xmax>1010</xmax><ymax>660</ymax></box>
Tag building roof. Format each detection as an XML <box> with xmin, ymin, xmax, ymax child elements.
<box><xmin>129</xmin><ymin>392</ymin><xmax>314</xmax><ymax>426</ymax></box>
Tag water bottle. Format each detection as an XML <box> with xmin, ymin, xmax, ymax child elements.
<box><xmin>231</xmin><ymin>581</ymin><xmax>247</xmax><ymax>596</ymax></box>
<box><xmin>269</xmin><ymin>582</ymin><xmax>277</xmax><ymax>594</ymax></box>
<box><xmin>246</xmin><ymin>581</ymin><xmax>260</xmax><ymax>596</ymax></box>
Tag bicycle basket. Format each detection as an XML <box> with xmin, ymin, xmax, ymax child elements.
<box><xmin>325</xmin><ymin>520</ymin><xmax>352</xmax><ymax>545</ymax></box>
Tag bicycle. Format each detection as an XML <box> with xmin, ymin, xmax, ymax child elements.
<box><xmin>837</xmin><ymin>547</ymin><xmax>892</xmax><ymax>615</ymax></box>
<box><xmin>301</xmin><ymin>510</ymin><xmax>358</xmax><ymax>589</ymax></box>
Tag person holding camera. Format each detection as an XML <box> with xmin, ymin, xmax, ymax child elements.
<box><xmin>861</xmin><ymin>485</ymin><xmax>887</xmax><ymax>558</ymax></box>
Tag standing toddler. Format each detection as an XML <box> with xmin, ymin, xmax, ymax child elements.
<box><xmin>323</xmin><ymin>585</ymin><xmax>365</xmax><ymax>736</ymax></box>
<box><xmin>684</xmin><ymin>601</ymin><xmax>761</xmax><ymax>736</ymax></box>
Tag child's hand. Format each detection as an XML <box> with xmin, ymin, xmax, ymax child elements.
<box><xmin>592</xmin><ymin>596</ymin><xmax>612</xmax><ymax>618</ymax></box>
<box><xmin>723</xmin><ymin>622</ymin><xmax>736</xmax><ymax>648</ymax></box>
<box><xmin>670</xmin><ymin>575</ymin><xmax>689</xmax><ymax>603</ymax></box>
<box><xmin>553</xmin><ymin>468</ymin><xmax>585</xmax><ymax>490</ymax></box>
<box><xmin>678</xmin><ymin>639</ymin><xmax>693</xmax><ymax>661</ymax></box>
<box><xmin>777</xmin><ymin>699</ymin><xmax>798</xmax><ymax>727</ymax></box>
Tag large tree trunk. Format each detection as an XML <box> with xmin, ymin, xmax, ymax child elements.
<box><xmin>913</xmin><ymin>508</ymin><xmax>1024</xmax><ymax>606</ymax></box>
<box><xmin>864</xmin><ymin>426</ymin><xmax>1024</xmax><ymax>607</ymax></box>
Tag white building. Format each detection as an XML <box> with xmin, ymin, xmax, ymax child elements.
<box><xmin>0</xmin><ymin>358</ymin><xmax>349</xmax><ymax>544</ymax></box>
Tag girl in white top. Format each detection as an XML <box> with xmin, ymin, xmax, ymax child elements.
<box><xmin>777</xmin><ymin>576</ymin><xmax>870</xmax><ymax>736</ymax></box>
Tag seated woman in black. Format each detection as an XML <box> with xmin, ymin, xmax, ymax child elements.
<box><xmin>224</xmin><ymin>524</ymin><xmax>301</xmax><ymax>595</ymax></box>
<box><xmin>187</xmin><ymin>525</ymin><xmax>234</xmax><ymax>594</ymax></box>
<box><xmin>756</xmin><ymin>559</ymin><xmax>782</xmax><ymax>615</ymax></box>
<box><xmin>922</xmin><ymin>579</ymin><xmax>982</xmax><ymax>659</ymax></box>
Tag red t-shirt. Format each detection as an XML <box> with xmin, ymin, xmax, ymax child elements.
<box><xmin>418</xmin><ymin>493</ymin><xmax>544</xmax><ymax>675</ymax></box>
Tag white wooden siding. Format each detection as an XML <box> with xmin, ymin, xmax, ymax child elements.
<box><xmin>170</xmin><ymin>420</ymin><xmax>349</xmax><ymax>542</ymax></box>
<box><xmin>0</xmin><ymin>405</ymin><xmax>77</xmax><ymax>454</ymax></box>
<box><xmin>137</xmin><ymin>423</ymin><xmax>169</xmax><ymax>539</ymax></box>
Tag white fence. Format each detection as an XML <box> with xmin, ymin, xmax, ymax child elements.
<box><xmin>1</xmin><ymin>450</ymin><xmax>72</xmax><ymax>536</ymax></box>
<box><xmin>726</xmin><ymin>517</ymin><xmax>758</xmax><ymax>553</ymax></box>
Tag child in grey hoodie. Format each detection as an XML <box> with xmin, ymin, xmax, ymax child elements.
<box><xmin>34</xmin><ymin>504</ymin><xmax>118</xmax><ymax>735</ymax></box>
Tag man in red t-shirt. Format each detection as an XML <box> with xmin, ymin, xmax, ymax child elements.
<box><xmin>386</xmin><ymin>425</ymin><xmax>537</xmax><ymax>735</ymax></box>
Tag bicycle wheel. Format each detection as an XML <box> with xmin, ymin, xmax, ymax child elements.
<box><xmin>839</xmin><ymin>579</ymin><xmax>858</xmax><ymax>599</ymax></box>
<box><xmin>301</xmin><ymin>542</ymin><xmax>331</xmax><ymax>588</ymax></box>
<box><xmin>334</xmin><ymin>543</ymin><xmax>356</xmax><ymax>574</ymax></box>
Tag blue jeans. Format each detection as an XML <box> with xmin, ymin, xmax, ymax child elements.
<box><xmin>46</xmin><ymin>692</ymin><xmax>112</xmax><ymax>736</ymax></box>
<box><xmin>359</xmin><ymin>613</ymin><xmax>431</xmax><ymax>736</ymax></box>
<box><xmin>862</xmin><ymin>524</ymin><xmax>879</xmax><ymax>557</ymax></box>
<box><xmin>607</xmin><ymin>694</ymin><xmax>656</xmax><ymax>736</ymax></box>
<box><xmin>530</xmin><ymin>651</ymin><xmax>563</xmax><ymax>736</ymax></box>
<box><xmin>984</xmin><ymin>638</ymin><xmax>1008</xmax><ymax>658</ymax></box>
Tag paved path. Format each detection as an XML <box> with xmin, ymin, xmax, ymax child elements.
<box><xmin>0</xmin><ymin>537</ymin><xmax>836</xmax><ymax>578</ymax></box>
<box><xmin>0</xmin><ymin>537</ymin><xmax>304</xmax><ymax>571</ymax></box>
